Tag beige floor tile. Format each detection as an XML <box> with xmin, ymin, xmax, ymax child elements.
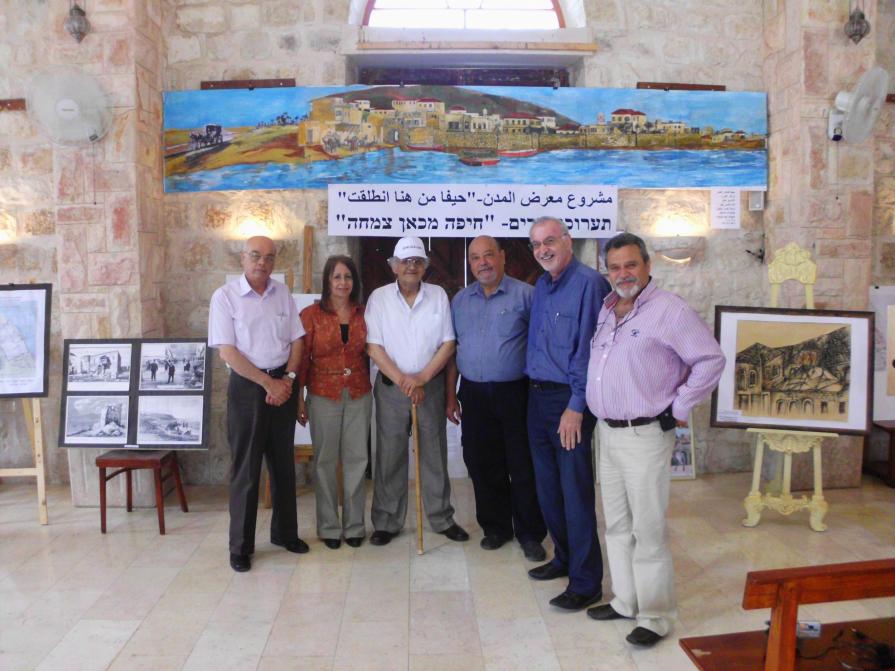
<box><xmin>409</xmin><ymin>654</ymin><xmax>485</xmax><ymax>670</ymax></box>
<box><xmin>35</xmin><ymin>619</ymin><xmax>141</xmax><ymax>671</ymax></box>
<box><xmin>107</xmin><ymin>653</ymin><xmax>187</xmax><ymax>670</ymax></box>
<box><xmin>409</xmin><ymin>590</ymin><xmax>480</xmax><ymax>655</ymax></box>
<box><xmin>1</xmin><ymin>475</ymin><xmax>893</xmax><ymax>671</ymax></box>
<box><xmin>264</xmin><ymin>592</ymin><xmax>346</xmax><ymax>657</ymax></box>
<box><xmin>335</xmin><ymin>619</ymin><xmax>409</xmax><ymax>658</ymax></box>
<box><xmin>258</xmin><ymin>655</ymin><xmax>334</xmax><ymax>671</ymax></box>
<box><xmin>183</xmin><ymin>619</ymin><xmax>272</xmax><ymax>671</ymax></box>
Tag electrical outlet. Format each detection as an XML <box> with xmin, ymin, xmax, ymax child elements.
<box><xmin>796</xmin><ymin>620</ymin><xmax>822</xmax><ymax>638</ymax></box>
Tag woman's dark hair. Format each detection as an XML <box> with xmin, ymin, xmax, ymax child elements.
<box><xmin>320</xmin><ymin>255</ymin><xmax>361</xmax><ymax>311</ymax></box>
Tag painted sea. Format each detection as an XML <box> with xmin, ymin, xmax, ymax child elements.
<box><xmin>166</xmin><ymin>147</ymin><xmax>766</xmax><ymax>192</ymax></box>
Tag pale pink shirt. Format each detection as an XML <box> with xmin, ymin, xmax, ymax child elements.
<box><xmin>586</xmin><ymin>281</ymin><xmax>725</xmax><ymax>422</ymax></box>
<box><xmin>208</xmin><ymin>275</ymin><xmax>305</xmax><ymax>370</ymax></box>
<box><xmin>365</xmin><ymin>281</ymin><xmax>455</xmax><ymax>375</ymax></box>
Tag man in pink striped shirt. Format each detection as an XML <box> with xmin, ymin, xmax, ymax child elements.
<box><xmin>585</xmin><ymin>232</ymin><xmax>724</xmax><ymax>647</ymax></box>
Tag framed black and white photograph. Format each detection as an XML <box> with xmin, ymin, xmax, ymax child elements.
<box><xmin>60</xmin><ymin>336</ymin><xmax>212</xmax><ymax>449</ymax></box>
<box><xmin>137</xmin><ymin>395</ymin><xmax>204</xmax><ymax>446</ymax></box>
<box><xmin>66</xmin><ymin>343</ymin><xmax>132</xmax><ymax>391</ymax></box>
<box><xmin>138</xmin><ymin>341</ymin><xmax>205</xmax><ymax>391</ymax></box>
<box><xmin>711</xmin><ymin>306</ymin><xmax>874</xmax><ymax>435</ymax></box>
<box><xmin>63</xmin><ymin>395</ymin><xmax>129</xmax><ymax>445</ymax></box>
<box><xmin>670</xmin><ymin>415</ymin><xmax>697</xmax><ymax>480</ymax></box>
<box><xmin>0</xmin><ymin>283</ymin><xmax>52</xmax><ymax>398</ymax></box>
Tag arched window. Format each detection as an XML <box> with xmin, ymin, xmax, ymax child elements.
<box><xmin>364</xmin><ymin>0</ymin><xmax>564</xmax><ymax>30</ymax></box>
<box><xmin>748</xmin><ymin>370</ymin><xmax>757</xmax><ymax>386</ymax></box>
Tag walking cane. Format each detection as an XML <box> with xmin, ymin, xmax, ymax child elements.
<box><xmin>411</xmin><ymin>403</ymin><xmax>424</xmax><ymax>555</ymax></box>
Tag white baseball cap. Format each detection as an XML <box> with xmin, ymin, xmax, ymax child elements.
<box><xmin>392</xmin><ymin>236</ymin><xmax>428</xmax><ymax>260</ymax></box>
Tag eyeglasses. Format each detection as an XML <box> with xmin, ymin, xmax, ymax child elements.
<box><xmin>528</xmin><ymin>233</ymin><xmax>568</xmax><ymax>252</ymax></box>
<box><xmin>245</xmin><ymin>251</ymin><xmax>276</xmax><ymax>264</ymax></box>
<box><xmin>399</xmin><ymin>257</ymin><xmax>426</xmax><ymax>267</ymax></box>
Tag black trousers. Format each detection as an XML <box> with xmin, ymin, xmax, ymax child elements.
<box><xmin>227</xmin><ymin>371</ymin><xmax>298</xmax><ymax>555</ymax></box>
<box><xmin>459</xmin><ymin>377</ymin><xmax>546</xmax><ymax>543</ymax></box>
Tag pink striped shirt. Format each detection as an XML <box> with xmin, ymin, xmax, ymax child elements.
<box><xmin>585</xmin><ymin>280</ymin><xmax>725</xmax><ymax>422</ymax></box>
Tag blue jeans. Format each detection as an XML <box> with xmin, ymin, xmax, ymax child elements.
<box><xmin>527</xmin><ymin>383</ymin><xmax>602</xmax><ymax>596</ymax></box>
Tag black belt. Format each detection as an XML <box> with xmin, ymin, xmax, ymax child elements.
<box><xmin>529</xmin><ymin>379</ymin><xmax>569</xmax><ymax>391</ymax></box>
<box><xmin>262</xmin><ymin>364</ymin><xmax>288</xmax><ymax>378</ymax></box>
<box><xmin>380</xmin><ymin>373</ymin><xmax>395</xmax><ymax>387</ymax></box>
<box><xmin>603</xmin><ymin>417</ymin><xmax>656</xmax><ymax>428</ymax></box>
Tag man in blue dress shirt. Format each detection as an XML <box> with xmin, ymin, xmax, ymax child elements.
<box><xmin>525</xmin><ymin>216</ymin><xmax>610</xmax><ymax>611</ymax></box>
<box><xmin>446</xmin><ymin>236</ymin><xmax>547</xmax><ymax>561</ymax></box>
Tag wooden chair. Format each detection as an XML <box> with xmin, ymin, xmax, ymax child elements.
<box><xmin>742</xmin><ymin>559</ymin><xmax>895</xmax><ymax>671</ymax></box>
<box><xmin>96</xmin><ymin>449</ymin><xmax>188</xmax><ymax>535</ymax></box>
<box><xmin>680</xmin><ymin>558</ymin><xmax>895</xmax><ymax>671</ymax></box>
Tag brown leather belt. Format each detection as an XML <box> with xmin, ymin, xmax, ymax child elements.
<box><xmin>317</xmin><ymin>368</ymin><xmax>352</xmax><ymax>376</ymax></box>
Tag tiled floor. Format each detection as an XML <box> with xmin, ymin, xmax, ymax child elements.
<box><xmin>1</xmin><ymin>474</ymin><xmax>894</xmax><ymax>670</ymax></box>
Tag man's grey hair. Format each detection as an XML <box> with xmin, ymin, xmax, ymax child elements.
<box><xmin>530</xmin><ymin>216</ymin><xmax>567</xmax><ymax>237</ymax></box>
<box><xmin>603</xmin><ymin>232</ymin><xmax>650</xmax><ymax>264</ymax></box>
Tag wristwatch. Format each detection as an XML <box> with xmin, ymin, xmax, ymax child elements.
<box><xmin>285</xmin><ymin>371</ymin><xmax>297</xmax><ymax>380</ymax></box>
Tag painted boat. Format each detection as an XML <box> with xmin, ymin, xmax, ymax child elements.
<box><xmin>459</xmin><ymin>152</ymin><xmax>500</xmax><ymax>166</ymax></box>
<box><xmin>497</xmin><ymin>148</ymin><xmax>538</xmax><ymax>158</ymax></box>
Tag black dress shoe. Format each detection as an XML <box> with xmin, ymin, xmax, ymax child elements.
<box><xmin>271</xmin><ymin>538</ymin><xmax>310</xmax><ymax>554</ymax></box>
<box><xmin>587</xmin><ymin>604</ymin><xmax>630</xmax><ymax>621</ymax></box>
<box><xmin>549</xmin><ymin>590</ymin><xmax>603</xmax><ymax>611</ymax></box>
<box><xmin>626</xmin><ymin>626</ymin><xmax>663</xmax><ymax>647</ymax></box>
<box><xmin>323</xmin><ymin>539</ymin><xmax>341</xmax><ymax>550</ymax></box>
<box><xmin>229</xmin><ymin>553</ymin><xmax>250</xmax><ymax>572</ymax></box>
<box><xmin>520</xmin><ymin>540</ymin><xmax>547</xmax><ymax>562</ymax></box>
<box><xmin>345</xmin><ymin>536</ymin><xmax>364</xmax><ymax>548</ymax></box>
<box><xmin>527</xmin><ymin>562</ymin><xmax>568</xmax><ymax>581</ymax></box>
<box><xmin>438</xmin><ymin>523</ymin><xmax>469</xmax><ymax>542</ymax></box>
<box><xmin>480</xmin><ymin>534</ymin><xmax>510</xmax><ymax>550</ymax></box>
<box><xmin>369</xmin><ymin>530</ymin><xmax>395</xmax><ymax>546</ymax></box>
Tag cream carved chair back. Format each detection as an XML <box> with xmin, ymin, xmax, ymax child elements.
<box><xmin>767</xmin><ymin>242</ymin><xmax>816</xmax><ymax>309</ymax></box>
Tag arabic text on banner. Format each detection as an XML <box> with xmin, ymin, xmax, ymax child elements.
<box><xmin>328</xmin><ymin>184</ymin><xmax>618</xmax><ymax>238</ymax></box>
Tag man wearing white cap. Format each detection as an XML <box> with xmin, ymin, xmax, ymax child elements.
<box><xmin>364</xmin><ymin>236</ymin><xmax>469</xmax><ymax>545</ymax></box>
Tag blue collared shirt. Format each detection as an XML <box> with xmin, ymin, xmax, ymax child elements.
<box><xmin>452</xmin><ymin>275</ymin><xmax>532</xmax><ymax>383</ymax></box>
<box><xmin>526</xmin><ymin>257</ymin><xmax>610</xmax><ymax>412</ymax></box>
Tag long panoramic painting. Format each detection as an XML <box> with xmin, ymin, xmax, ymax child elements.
<box><xmin>711</xmin><ymin>307</ymin><xmax>873</xmax><ymax>435</ymax></box>
<box><xmin>164</xmin><ymin>85</ymin><xmax>767</xmax><ymax>193</ymax></box>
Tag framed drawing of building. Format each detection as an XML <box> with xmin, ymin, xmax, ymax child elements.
<box><xmin>711</xmin><ymin>306</ymin><xmax>873</xmax><ymax>435</ymax></box>
<box><xmin>0</xmin><ymin>283</ymin><xmax>52</xmax><ymax>398</ymax></box>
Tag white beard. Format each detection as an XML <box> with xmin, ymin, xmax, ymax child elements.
<box><xmin>614</xmin><ymin>281</ymin><xmax>641</xmax><ymax>299</ymax></box>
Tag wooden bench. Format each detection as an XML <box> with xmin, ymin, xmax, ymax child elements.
<box><xmin>680</xmin><ymin>558</ymin><xmax>895</xmax><ymax>671</ymax></box>
<box><xmin>96</xmin><ymin>449</ymin><xmax>188</xmax><ymax>535</ymax></box>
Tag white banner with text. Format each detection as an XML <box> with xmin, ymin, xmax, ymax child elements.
<box><xmin>328</xmin><ymin>184</ymin><xmax>618</xmax><ymax>238</ymax></box>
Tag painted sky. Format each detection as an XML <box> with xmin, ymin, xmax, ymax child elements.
<box><xmin>164</xmin><ymin>85</ymin><xmax>767</xmax><ymax>134</ymax></box>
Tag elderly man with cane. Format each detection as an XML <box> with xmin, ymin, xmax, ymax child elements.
<box><xmin>364</xmin><ymin>236</ymin><xmax>469</xmax><ymax>547</ymax></box>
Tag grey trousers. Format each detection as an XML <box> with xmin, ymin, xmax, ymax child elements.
<box><xmin>307</xmin><ymin>389</ymin><xmax>372</xmax><ymax>540</ymax></box>
<box><xmin>372</xmin><ymin>372</ymin><xmax>456</xmax><ymax>534</ymax></box>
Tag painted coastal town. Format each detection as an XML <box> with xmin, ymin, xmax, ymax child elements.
<box><xmin>164</xmin><ymin>85</ymin><xmax>767</xmax><ymax>192</ymax></box>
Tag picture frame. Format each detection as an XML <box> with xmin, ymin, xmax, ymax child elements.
<box><xmin>670</xmin><ymin>413</ymin><xmax>697</xmax><ymax>480</ymax></box>
<box><xmin>0</xmin><ymin>283</ymin><xmax>52</xmax><ymax>398</ymax></box>
<box><xmin>711</xmin><ymin>306</ymin><xmax>873</xmax><ymax>435</ymax></box>
<box><xmin>60</xmin><ymin>337</ymin><xmax>212</xmax><ymax>449</ymax></box>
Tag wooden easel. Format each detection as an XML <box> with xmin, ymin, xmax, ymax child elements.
<box><xmin>0</xmin><ymin>397</ymin><xmax>49</xmax><ymax>524</ymax></box>
<box><xmin>742</xmin><ymin>242</ymin><xmax>834</xmax><ymax>532</ymax></box>
<box><xmin>262</xmin><ymin>225</ymin><xmax>315</xmax><ymax>508</ymax></box>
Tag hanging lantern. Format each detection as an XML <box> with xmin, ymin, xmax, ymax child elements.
<box><xmin>844</xmin><ymin>8</ymin><xmax>871</xmax><ymax>44</ymax></box>
<box><xmin>64</xmin><ymin>2</ymin><xmax>91</xmax><ymax>43</ymax></box>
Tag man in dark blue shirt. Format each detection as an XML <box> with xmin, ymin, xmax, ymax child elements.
<box><xmin>526</xmin><ymin>216</ymin><xmax>610</xmax><ymax>611</ymax></box>
<box><xmin>446</xmin><ymin>236</ymin><xmax>547</xmax><ymax>562</ymax></box>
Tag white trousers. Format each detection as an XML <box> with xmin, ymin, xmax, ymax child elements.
<box><xmin>598</xmin><ymin>420</ymin><xmax>676</xmax><ymax>637</ymax></box>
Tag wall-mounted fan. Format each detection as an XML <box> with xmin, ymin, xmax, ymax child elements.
<box><xmin>827</xmin><ymin>65</ymin><xmax>889</xmax><ymax>143</ymax></box>
<box><xmin>27</xmin><ymin>67</ymin><xmax>112</xmax><ymax>145</ymax></box>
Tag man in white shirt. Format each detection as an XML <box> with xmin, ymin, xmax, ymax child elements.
<box><xmin>365</xmin><ymin>236</ymin><xmax>469</xmax><ymax>546</ymax></box>
<box><xmin>208</xmin><ymin>236</ymin><xmax>306</xmax><ymax>572</ymax></box>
